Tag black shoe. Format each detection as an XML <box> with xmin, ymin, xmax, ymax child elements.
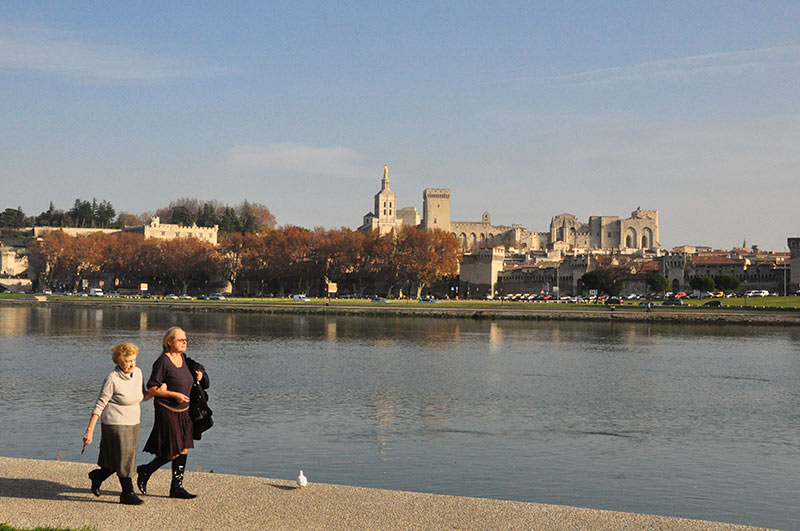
<box><xmin>136</xmin><ymin>465</ymin><xmax>150</xmax><ymax>495</ymax></box>
<box><xmin>120</xmin><ymin>490</ymin><xmax>145</xmax><ymax>505</ymax></box>
<box><xmin>88</xmin><ymin>468</ymin><xmax>111</xmax><ymax>497</ymax></box>
<box><xmin>119</xmin><ymin>478</ymin><xmax>144</xmax><ymax>505</ymax></box>
<box><xmin>169</xmin><ymin>484</ymin><xmax>197</xmax><ymax>499</ymax></box>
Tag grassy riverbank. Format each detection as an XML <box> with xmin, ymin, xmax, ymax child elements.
<box><xmin>3</xmin><ymin>293</ymin><xmax>800</xmax><ymax>326</ymax></box>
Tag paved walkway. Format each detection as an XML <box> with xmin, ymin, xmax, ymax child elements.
<box><xmin>0</xmin><ymin>457</ymin><xmax>772</xmax><ymax>530</ymax></box>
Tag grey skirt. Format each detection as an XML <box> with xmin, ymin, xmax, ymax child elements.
<box><xmin>98</xmin><ymin>423</ymin><xmax>140</xmax><ymax>478</ymax></box>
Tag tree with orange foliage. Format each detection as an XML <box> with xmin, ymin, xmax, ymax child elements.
<box><xmin>158</xmin><ymin>237</ymin><xmax>221</xmax><ymax>294</ymax></box>
<box><xmin>394</xmin><ymin>226</ymin><xmax>461</xmax><ymax>299</ymax></box>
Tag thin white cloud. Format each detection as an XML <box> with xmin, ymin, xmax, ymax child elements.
<box><xmin>0</xmin><ymin>27</ymin><xmax>228</xmax><ymax>82</ymax></box>
<box><xmin>551</xmin><ymin>45</ymin><xmax>800</xmax><ymax>87</ymax></box>
<box><xmin>229</xmin><ymin>143</ymin><xmax>371</xmax><ymax>178</ymax></box>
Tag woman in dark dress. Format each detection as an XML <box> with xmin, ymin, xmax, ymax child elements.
<box><xmin>137</xmin><ymin>326</ymin><xmax>208</xmax><ymax>498</ymax></box>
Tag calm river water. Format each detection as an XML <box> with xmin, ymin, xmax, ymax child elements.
<box><xmin>1</xmin><ymin>305</ymin><xmax>799</xmax><ymax>528</ymax></box>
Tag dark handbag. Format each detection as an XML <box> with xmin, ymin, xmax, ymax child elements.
<box><xmin>189</xmin><ymin>380</ymin><xmax>214</xmax><ymax>440</ymax></box>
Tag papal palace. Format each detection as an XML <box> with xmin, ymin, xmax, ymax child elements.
<box><xmin>358</xmin><ymin>166</ymin><xmax>660</xmax><ymax>252</ymax></box>
<box><xmin>357</xmin><ymin>166</ymin><xmax>795</xmax><ymax>298</ymax></box>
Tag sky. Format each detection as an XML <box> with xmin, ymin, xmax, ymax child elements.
<box><xmin>2</xmin><ymin>2</ymin><xmax>799</xmax><ymax>251</ymax></box>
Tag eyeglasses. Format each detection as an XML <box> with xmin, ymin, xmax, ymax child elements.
<box><xmin>174</xmin><ymin>338</ymin><xmax>187</xmax><ymax>343</ymax></box>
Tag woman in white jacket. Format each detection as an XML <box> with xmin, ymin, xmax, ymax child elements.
<box><xmin>83</xmin><ymin>342</ymin><xmax>155</xmax><ymax>504</ymax></box>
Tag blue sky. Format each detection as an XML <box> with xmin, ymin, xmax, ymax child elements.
<box><xmin>2</xmin><ymin>2</ymin><xmax>798</xmax><ymax>250</ymax></box>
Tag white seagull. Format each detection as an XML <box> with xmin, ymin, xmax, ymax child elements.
<box><xmin>297</xmin><ymin>470</ymin><xmax>308</xmax><ymax>488</ymax></box>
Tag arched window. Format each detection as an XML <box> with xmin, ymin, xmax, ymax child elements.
<box><xmin>460</xmin><ymin>233</ymin><xmax>467</xmax><ymax>248</ymax></box>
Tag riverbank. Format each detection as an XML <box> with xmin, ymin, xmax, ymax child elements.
<box><xmin>0</xmin><ymin>457</ymin><xmax>771</xmax><ymax>530</ymax></box>
<box><xmin>3</xmin><ymin>295</ymin><xmax>800</xmax><ymax>326</ymax></box>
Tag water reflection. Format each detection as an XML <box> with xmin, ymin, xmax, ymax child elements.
<box><xmin>1</xmin><ymin>305</ymin><xmax>800</xmax><ymax>529</ymax></box>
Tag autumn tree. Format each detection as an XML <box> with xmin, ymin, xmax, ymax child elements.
<box><xmin>394</xmin><ymin>226</ymin><xmax>462</xmax><ymax>299</ymax></box>
<box><xmin>158</xmin><ymin>237</ymin><xmax>220</xmax><ymax>294</ymax></box>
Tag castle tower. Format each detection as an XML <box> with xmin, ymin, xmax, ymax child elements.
<box><xmin>374</xmin><ymin>165</ymin><xmax>397</xmax><ymax>224</ymax></box>
<box><xmin>423</xmin><ymin>188</ymin><xmax>451</xmax><ymax>231</ymax></box>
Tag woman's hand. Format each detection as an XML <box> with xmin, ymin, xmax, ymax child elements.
<box><xmin>195</xmin><ymin>370</ymin><xmax>203</xmax><ymax>382</ymax></box>
<box><xmin>173</xmin><ymin>392</ymin><xmax>190</xmax><ymax>404</ymax></box>
<box><xmin>83</xmin><ymin>429</ymin><xmax>93</xmax><ymax>446</ymax></box>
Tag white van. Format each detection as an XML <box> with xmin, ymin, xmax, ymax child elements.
<box><xmin>292</xmin><ymin>294</ymin><xmax>310</xmax><ymax>302</ymax></box>
<box><xmin>88</xmin><ymin>288</ymin><xmax>104</xmax><ymax>297</ymax></box>
<box><xmin>744</xmin><ymin>289</ymin><xmax>769</xmax><ymax>297</ymax></box>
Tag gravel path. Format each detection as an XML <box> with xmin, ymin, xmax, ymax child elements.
<box><xmin>0</xmin><ymin>457</ymin><xmax>773</xmax><ymax>531</ymax></box>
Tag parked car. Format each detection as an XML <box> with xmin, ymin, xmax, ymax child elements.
<box><xmin>419</xmin><ymin>297</ymin><xmax>440</xmax><ymax>303</ymax></box>
<box><xmin>88</xmin><ymin>288</ymin><xmax>104</xmax><ymax>297</ymax></box>
<box><xmin>208</xmin><ymin>293</ymin><xmax>226</xmax><ymax>300</ymax></box>
<box><xmin>744</xmin><ymin>289</ymin><xmax>770</xmax><ymax>297</ymax></box>
<box><xmin>371</xmin><ymin>297</ymin><xmax>391</xmax><ymax>303</ymax></box>
<box><xmin>703</xmin><ymin>300</ymin><xmax>722</xmax><ymax>307</ymax></box>
<box><xmin>179</xmin><ymin>294</ymin><xmax>192</xmax><ymax>300</ymax></box>
<box><xmin>674</xmin><ymin>291</ymin><xmax>688</xmax><ymax>299</ymax></box>
<box><xmin>639</xmin><ymin>301</ymin><xmax>659</xmax><ymax>307</ymax></box>
<box><xmin>605</xmin><ymin>297</ymin><xmax>624</xmax><ymax>305</ymax></box>
<box><xmin>164</xmin><ymin>293</ymin><xmax>179</xmax><ymax>300</ymax></box>
<box><xmin>663</xmin><ymin>298</ymin><xmax>683</xmax><ymax>306</ymax></box>
<box><xmin>42</xmin><ymin>289</ymin><xmax>52</xmax><ymax>295</ymax></box>
<box><xmin>292</xmin><ymin>294</ymin><xmax>310</xmax><ymax>302</ymax></box>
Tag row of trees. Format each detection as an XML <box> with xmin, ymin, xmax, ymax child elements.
<box><xmin>28</xmin><ymin>226</ymin><xmax>461</xmax><ymax>298</ymax></box>
<box><xmin>2</xmin><ymin>198</ymin><xmax>277</xmax><ymax>234</ymax></box>
<box><xmin>688</xmin><ymin>275</ymin><xmax>741</xmax><ymax>293</ymax></box>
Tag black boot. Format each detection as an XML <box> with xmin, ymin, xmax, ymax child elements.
<box><xmin>88</xmin><ymin>468</ymin><xmax>113</xmax><ymax>497</ymax></box>
<box><xmin>119</xmin><ymin>477</ymin><xmax>144</xmax><ymax>505</ymax></box>
<box><xmin>136</xmin><ymin>455</ymin><xmax>170</xmax><ymax>495</ymax></box>
<box><xmin>169</xmin><ymin>454</ymin><xmax>197</xmax><ymax>499</ymax></box>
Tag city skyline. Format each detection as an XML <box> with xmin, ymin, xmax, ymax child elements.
<box><xmin>2</xmin><ymin>2</ymin><xmax>799</xmax><ymax>251</ymax></box>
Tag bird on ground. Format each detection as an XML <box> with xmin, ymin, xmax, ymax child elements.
<box><xmin>297</xmin><ymin>470</ymin><xmax>308</xmax><ymax>488</ymax></box>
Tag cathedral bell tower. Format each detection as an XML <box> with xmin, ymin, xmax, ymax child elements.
<box><xmin>374</xmin><ymin>165</ymin><xmax>397</xmax><ymax>224</ymax></box>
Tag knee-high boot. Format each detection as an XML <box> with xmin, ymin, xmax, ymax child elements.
<box><xmin>136</xmin><ymin>455</ymin><xmax>171</xmax><ymax>495</ymax></box>
<box><xmin>169</xmin><ymin>453</ymin><xmax>197</xmax><ymax>499</ymax></box>
<box><xmin>119</xmin><ymin>476</ymin><xmax>144</xmax><ymax>505</ymax></box>
<box><xmin>88</xmin><ymin>468</ymin><xmax>113</xmax><ymax>497</ymax></box>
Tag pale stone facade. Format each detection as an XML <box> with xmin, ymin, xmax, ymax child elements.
<box><xmin>0</xmin><ymin>245</ymin><xmax>28</xmax><ymax>276</ymax></box>
<box><xmin>458</xmin><ymin>247</ymin><xmax>505</xmax><ymax>299</ymax></box>
<box><xmin>34</xmin><ymin>218</ymin><xmax>218</xmax><ymax>245</ymax></box>
<box><xmin>122</xmin><ymin>217</ymin><xmax>218</xmax><ymax>245</ymax></box>
<box><xmin>33</xmin><ymin>226</ymin><xmax>118</xmax><ymax>237</ymax></box>
<box><xmin>358</xmin><ymin>166</ymin><xmax>418</xmax><ymax>235</ymax></box>
<box><xmin>356</xmin><ymin>168</ymin><xmax>660</xmax><ymax>252</ymax></box>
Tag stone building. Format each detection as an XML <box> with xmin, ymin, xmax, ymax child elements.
<box><xmin>0</xmin><ymin>245</ymin><xmax>27</xmax><ymax>276</ymax></box>
<box><xmin>122</xmin><ymin>217</ymin><xmax>218</xmax><ymax>245</ymax></box>
<box><xmin>34</xmin><ymin>218</ymin><xmax>218</xmax><ymax>245</ymax></box>
<box><xmin>355</xmin><ymin>168</ymin><xmax>659</xmax><ymax>254</ymax></box>
<box><xmin>789</xmin><ymin>238</ymin><xmax>800</xmax><ymax>291</ymax></box>
<box><xmin>458</xmin><ymin>247</ymin><xmax>504</xmax><ymax>299</ymax></box>
<box><xmin>357</xmin><ymin>166</ymin><xmax>419</xmax><ymax>235</ymax></box>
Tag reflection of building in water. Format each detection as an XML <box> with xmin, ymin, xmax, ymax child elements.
<box><xmin>139</xmin><ymin>312</ymin><xmax>148</xmax><ymax>331</ymax></box>
<box><xmin>489</xmin><ymin>321</ymin><xmax>503</xmax><ymax>352</ymax></box>
<box><xmin>0</xmin><ymin>307</ymin><xmax>32</xmax><ymax>336</ymax></box>
<box><xmin>324</xmin><ymin>319</ymin><xmax>337</xmax><ymax>342</ymax></box>
<box><xmin>374</xmin><ymin>397</ymin><xmax>394</xmax><ymax>456</ymax></box>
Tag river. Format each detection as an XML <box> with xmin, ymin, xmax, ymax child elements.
<box><xmin>0</xmin><ymin>305</ymin><xmax>798</xmax><ymax>529</ymax></box>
